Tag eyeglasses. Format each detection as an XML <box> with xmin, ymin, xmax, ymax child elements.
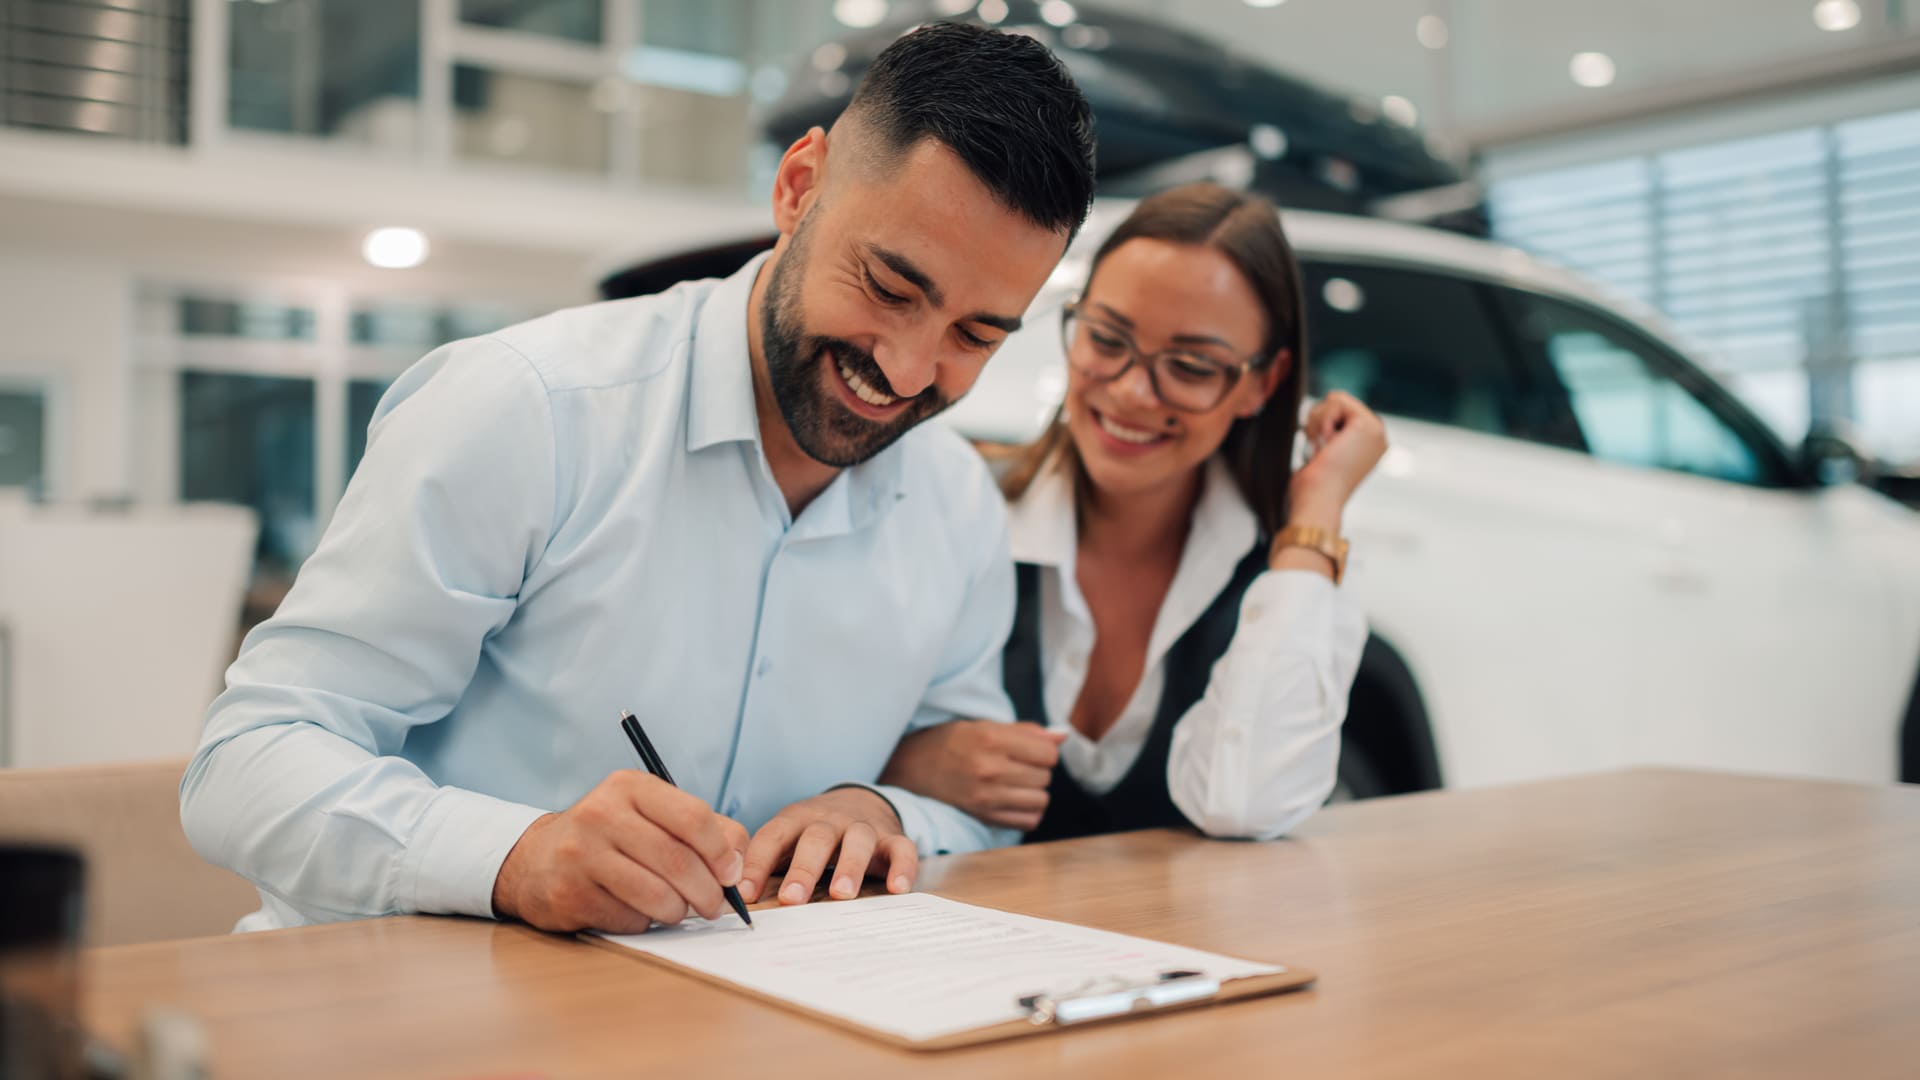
<box><xmin>1059</xmin><ymin>304</ymin><xmax>1262</xmax><ymax>414</ymax></box>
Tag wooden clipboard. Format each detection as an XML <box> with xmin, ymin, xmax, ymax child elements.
<box><xmin>582</xmin><ymin>899</ymin><xmax>1316</xmax><ymax>1051</ymax></box>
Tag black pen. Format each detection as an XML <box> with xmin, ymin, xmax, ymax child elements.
<box><xmin>619</xmin><ymin>710</ymin><xmax>754</xmax><ymax>929</ymax></box>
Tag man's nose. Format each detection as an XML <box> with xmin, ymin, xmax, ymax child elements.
<box><xmin>870</xmin><ymin>338</ymin><xmax>937</xmax><ymax>400</ymax></box>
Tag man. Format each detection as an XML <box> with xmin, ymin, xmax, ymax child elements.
<box><xmin>181</xmin><ymin>22</ymin><xmax>1096</xmax><ymax>934</ymax></box>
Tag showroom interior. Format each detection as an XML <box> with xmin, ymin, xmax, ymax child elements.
<box><xmin>1</xmin><ymin>2</ymin><xmax>1917</xmax><ymax>1077</ymax></box>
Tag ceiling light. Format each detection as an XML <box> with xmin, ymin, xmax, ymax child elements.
<box><xmin>933</xmin><ymin>0</ymin><xmax>976</xmax><ymax>13</ymax></box>
<box><xmin>363</xmin><ymin>227</ymin><xmax>428</xmax><ymax>270</ymax></box>
<box><xmin>1381</xmin><ymin>95</ymin><xmax>1418</xmax><ymax>127</ymax></box>
<box><xmin>833</xmin><ymin>0</ymin><xmax>887</xmax><ymax>29</ymax></box>
<box><xmin>1416</xmin><ymin>14</ymin><xmax>1449</xmax><ymax>49</ymax></box>
<box><xmin>1569</xmin><ymin>51</ymin><xmax>1615</xmax><ymax>88</ymax></box>
<box><xmin>1244</xmin><ymin>0</ymin><xmax>1286</xmax><ymax>7</ymax></box>
<box><xmin>1249</xmin><ymin>123</ymin><xmax>1288</xmax><ymax>159</ymax></box>
<box><xmin>1812</xmin><ymin>0</ymin><xmax>1861</xmax><ymax>31</ymax></box>
<box><xmin>1040</xmin><ymin>0</ymin><xmax>1076</xmax><ymax>26</ymax></box>
<box><xmin>1323</xmin><ymin>278</ymin><xmax>1365</xmax><ymax>313</ymax></box>
<box><xmin>977</xmin><ymin>0</ymin><xmax>1008</xmax><ymax>24</ymax></box>
<box><xmin>811</xmin><ymin>42</ymin><xmax>846</xmax><ymax>71</ymax></box>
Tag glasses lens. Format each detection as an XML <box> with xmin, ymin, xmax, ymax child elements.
<box><xmin>1063</xmin><ymin>313</ymin><xmax>1134</xmax><ymax>378</ymax></box>
<box><xmin>1153</xmin><ymin>352</ymin><xmax>1239</xmax><ymax>412</ymax></box>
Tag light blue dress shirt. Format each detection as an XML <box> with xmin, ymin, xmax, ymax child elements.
<box><xmin>181</xmin><ymin>254</ymin><xmax>1020</xmax><ymax>930</ymax></box>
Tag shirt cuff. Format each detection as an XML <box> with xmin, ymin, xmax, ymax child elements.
<box><xmin>399</xmin><ymin>786</ymin><xmax>550</xmax><ymax>919</ymax></box>
<box><xmin>863</xmin><ymin>783</ymin><xmax>956</xmax><ymax>856</ymax></box>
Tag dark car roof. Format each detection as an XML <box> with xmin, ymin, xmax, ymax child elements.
<box><xmin>765</xmin><ymin>1</ymin><xmax>1475</xmax><ymax>220</ymax></box>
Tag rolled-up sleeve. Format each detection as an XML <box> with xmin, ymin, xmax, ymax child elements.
<box><xmin>1167</xmin><ymin>569</ymin><xmax>1370</xmax><ymax>840</ymax></box>
<box><xmin>180</xmin><ymin>337</ymin><xmax>559</xmax><ymax>925</ymax></box>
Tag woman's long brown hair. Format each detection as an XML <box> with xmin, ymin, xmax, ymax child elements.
<box><xmin>999</xmin><ymin>182</ymin><xmax>1309</xmax><ymax>539</ymax></box>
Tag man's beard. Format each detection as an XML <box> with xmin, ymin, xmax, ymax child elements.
<box><xmin>760</xmin><ymin>217</ymin><xmax>950</xmax><ymax>468</ymax></box>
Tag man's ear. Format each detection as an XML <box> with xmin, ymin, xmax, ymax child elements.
<box><xmin>770</xmin><ymin>126</ymin><xmax>829</xmax><ymax>236</ymax></box>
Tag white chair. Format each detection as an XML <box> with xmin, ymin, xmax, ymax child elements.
<box><xmin>0</xmin><ymin>501</ymin><xmax>255</xmax><ymax>767</ymax></box>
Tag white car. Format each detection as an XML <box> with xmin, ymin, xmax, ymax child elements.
<box><xmin>940</xmin><ymin>200</ymin><xmax>1920</xmax><ymax>796</ymax></box>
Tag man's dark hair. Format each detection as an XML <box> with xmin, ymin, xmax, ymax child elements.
<box><xmin>843</xmin><ymin>21</ymin><xmax>1096</xmax><ymax>239</ymax></box>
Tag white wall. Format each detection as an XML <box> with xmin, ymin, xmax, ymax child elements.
<box><xmin>0</xmin><ymin>257</ymin><xmax>133</xmax><ymax>500</ymax></box>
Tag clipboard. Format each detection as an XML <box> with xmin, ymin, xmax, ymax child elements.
<box><xmin>583</xmin><ymin>893</ymin><xmax>1316</xmax><ymax>1051</ymax></box>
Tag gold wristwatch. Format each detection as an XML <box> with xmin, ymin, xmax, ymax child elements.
<box><xmin>1270</xmin><ymin>524</ymin><xmax>1350</xmax><ymax>584</ymax></box>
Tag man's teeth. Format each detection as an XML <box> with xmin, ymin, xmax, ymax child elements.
<box><xmin>1098</xmin><ymin>412</ymin><xmax>1163</xmax><ymax>445</ymax></box>
<box><xmin>838</xmin><ymin>360</ymin><xmax>897</xmax><ymax>408</ymax></box>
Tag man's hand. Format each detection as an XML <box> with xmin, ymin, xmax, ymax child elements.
<box><xmin>879</xmin><ymin>720</ymin><xmax>1065</xmax><ymax>830</ymax></box>
<box><xmin>740</xmin><ymin>787</ymin><xmax>917</xmax><ymax>905</ymax></box>
<box><xmin>492</xmin><ymin>770</ymin><xmax>749</xmax><ymax>934</ymax></box>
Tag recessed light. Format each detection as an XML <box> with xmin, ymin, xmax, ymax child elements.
<box><xmin>812</xmin><ymin>42</ymin><xmax>846</xmax><ymax>72</ymax></box>
<box><xmin>1249</xmin><ymin>123</ymin><xmax>1288</xmax><ymax>159</ymax></box>
<box><xmin>1244</xmin><ymin>0</ymin><xmax>1286</xmax><ymax>7</ymax></box>
<box><xmin>1381</xmin><ymin>95</ymin><xmax>1418</xmax><ymax>127</ymax></box>
<box><xmin>1569</xmin><ymin>51</ymin><xmax>1615</xmax><ymax>89</ymax></box>
<box><xmin>1040</xmin><ymin>0</ymin><xmax>1076</xmax><ymax>26</ymax></box>
<box><xmin>363</xmin><ymin>228</ymin><xmax>428</xmax><ymax>270</ymax></box>
<box><xmin>1323</xmin><ymin>278</ymin><xmax>1365</xmax><ymax>313</ymax></box>
<box><xmin>977</xmin><ymin>0</ymin><xmax>1008</xmax><ymax>24</ymax></box>
<box><xmin>1416</xmin><ymin>14</ymin><xmax>1449</xmax><ymax>49</ymax></box>
<box><xmin>1813</xmin><ymin>0</ymin><xmax>1860</xmax><ymax>31</ymax></box>
<box><xmin>833</xmin><ymin>0</ymin><xmax>887</xmax><ymax>29</ymax></box>
<box><xmin>933</xmin><ymin>0</ymin><xmax>976</xmax><ymax>14</ymax></box>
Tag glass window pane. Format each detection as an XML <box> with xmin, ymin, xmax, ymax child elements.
<box><xmin>455</xmin><ymin>65</ymin><xmax>605</xmax><ymax>174</ymax></box>
<box><xmin>458</xmin><ymin>0</ymin><xmax>602</xmax><ymax>43</ymax></box>
<box><xmin>1301</xmin><ymin>261</ymin><xmax>1537</xmax><ymax>441</ymax></box>
<box><xmin>1507</xmin><ymin>294</ymin><xmax>1766</xmax><ymax>486</ymax></box>
<box><xmin>641</xmin><ymin>0</ymin><xmax>749</xmax><ymax>55</ymax></box>
<box><xmin>349</xmin><ymin>303</ymin><xmax>518</xmax><ymax>349</ymax></box>
<box><xmin>178</xmin><ymin>298</ymin><xmax>316</xmax><ymax>341</ymax></box>
<box><xmin>1855</xmin><ymin>357</ymin><xmax>1920</xmax><ymax>465</ymax></box>
<box><xmin>179</xmin><ymin>372</ymin><xmax>316</xmax><ymax>574</ymax></box>
<box><xmin>347</xmin><ymin>379</ymin><xmax>389</xmax><ymax>479</ymax></box>
<box><xmin>229</xmin><ymin>0</ymin><xmax>420</xmax><ymax>151</ymax></box>
<box><xmin>0</xmin><ymin>390</ymin><xmax>47</xmax><ymax>491</ymax></box>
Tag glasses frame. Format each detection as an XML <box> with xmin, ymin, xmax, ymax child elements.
<box><xmin>1059</xmin><ymin>303</ymin><xmax>1266</xmax><ymax>414</ymax></box>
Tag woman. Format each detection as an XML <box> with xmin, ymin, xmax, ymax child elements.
<box><xmin>880</xmin><ymin>182</ymin><xmax>1387</xmax><ymax>841</ymax></box>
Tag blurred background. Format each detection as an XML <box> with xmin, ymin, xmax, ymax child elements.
<box><xmin>1</xmin><ymin>0</ymin><xmax>1916</xmax><ymax>791</ymax></box>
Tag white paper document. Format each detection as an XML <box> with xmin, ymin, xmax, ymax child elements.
<box><xmin>594</xmin><ymin>892</ymin><xmax>1284</xmax><ymax>1044</ymax></box>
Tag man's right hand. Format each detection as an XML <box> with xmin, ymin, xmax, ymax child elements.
<box><xmin>491</xmin><ymin>770</ymin><xmax>749</xmax><ymax>934</ymax></box>
<box><xmin>878</xmin><ymin>720</ymin><xmax>1065</xmax><ymax>831</ymax></box>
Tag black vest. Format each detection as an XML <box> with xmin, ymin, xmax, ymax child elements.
<box><xmin>1006</xmin><ymin>545</ymin><xmax>1269</xmax><ymax>843</ymax></box>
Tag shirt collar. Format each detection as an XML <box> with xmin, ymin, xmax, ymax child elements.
<box><xmin>1006</xmin><ymin>449</ymin><xmax>1078</xmax><ymax>568</ymax></box>
<box><xmin>1007</xmin><ymin>450</ymin><xmax>1259</xmax><ymax>656</ymax></box>
<box><xmin>684</xmin><ymin>249</ymin><xmax>906</xmax><ymax>534</ymax></box>
<box><xmin>685</xmin><ymin>250</ymin><xmax>770</xmax><ymax>454</ymax></box>
<box><xmin>1008</xmin><ymin>452</ymin><xmax>1257</xmax><ymax>565</ymax></box>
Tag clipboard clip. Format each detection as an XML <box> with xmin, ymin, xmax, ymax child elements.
<box><xmin>1017</xmin><ymin>969</ymin><xmax>1222</xmax><ymax>1027</ymax></box>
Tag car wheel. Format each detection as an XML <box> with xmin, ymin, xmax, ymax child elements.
<box><xmin>1328</xmin><ymin>737</ymin><xmax>1390</xmax><ymax>803</ymax></box>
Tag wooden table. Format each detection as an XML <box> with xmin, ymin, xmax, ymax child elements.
<box><xmin>82</xmin><ymin>769</ymin><xmax>1920</xmax><ymax>1078</ymax></box>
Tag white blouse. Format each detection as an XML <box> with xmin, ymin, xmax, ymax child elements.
<box><xmin>1006</xmin><ymin>456</ymin><xmax>1370</xmax><ymax>840</ymax></box>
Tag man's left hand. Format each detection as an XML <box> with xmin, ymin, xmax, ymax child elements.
<box><xmin>740</xmin><ymin>787</ymin><xmax>918</xmax><ymax>905</ymax></box>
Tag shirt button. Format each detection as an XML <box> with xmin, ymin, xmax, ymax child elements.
<box><xmin>755</xmin><ymin>656</ymin><xmax>773</xmax><ymax>677</ymax></box>
<box><xmin>725</xmin><ymin>798</ymin><xmax>743</xmax><ymax>817</ymax></box>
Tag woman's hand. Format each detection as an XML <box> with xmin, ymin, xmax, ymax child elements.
<box><xmin>878</xmin><ymin>720</ymin><xmax>1066</xmax><ymax>831</ymax></box>
<box><xmin>1287</xmin><ymin>391</ymin><xmax>1388</xmax><ymax>531</ymax></box>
